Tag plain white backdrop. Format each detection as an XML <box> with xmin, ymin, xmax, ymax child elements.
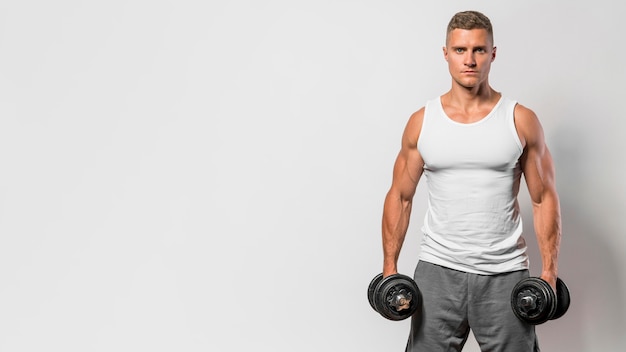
<box><xmin>0</xmin><ymin>1</ymin><xmax>624</xmax><ymax>351</ymax></box>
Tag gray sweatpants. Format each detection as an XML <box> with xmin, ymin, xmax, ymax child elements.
<box><xmin>406</xmin><ymin>261</ymin><xmax>540</xmax><ymax>352</ymax></box>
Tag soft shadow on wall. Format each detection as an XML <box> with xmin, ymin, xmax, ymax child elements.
<box><xmin>522</xmin><ymin>117</ymin><xmax>625</xmax><ymax>351</ymax></box>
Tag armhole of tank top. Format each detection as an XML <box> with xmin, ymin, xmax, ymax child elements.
<box><xmin>416</xmin><ymin>100</ymin><xmax>432</xmax><ymax>153</ymax></box>
<box><xmin>508</xmin><ymin>100</ymin><xmax>524</xmax><ymax>153</ymax></box>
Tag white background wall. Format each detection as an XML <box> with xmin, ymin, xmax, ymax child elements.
<box><xmin>0</xmin><ymin>1</ymin><xmax>624</xmax><ymax>351</ymax></box>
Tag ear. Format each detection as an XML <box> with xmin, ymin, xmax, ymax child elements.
<box><xmin>443</xmin><ymin>46</ymin><xmax>448</xmax><ymax>61</ymax></box>
<box><xmin>491</xmin><ymin>46</ymin><xmax>497</xmax><ymax>62</ymax></box>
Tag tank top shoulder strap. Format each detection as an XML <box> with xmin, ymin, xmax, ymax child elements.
<box><xmin>499</xmin><ymin>96</ymin><xmax>523</xmax><ymax>152</ymax></box>
<box><xmin>418</xmin><ymin>97</ymin><xmax>441</xmax><ymax>144</ymax></box>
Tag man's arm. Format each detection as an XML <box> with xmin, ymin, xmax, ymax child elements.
<box><xmin>515</xmin><ymin>104</ymin><xmax>562</xmax><ymax>291</ymax></box>
<box><xmin>382</xmin><ymin>108</ymin><xmax>425</xmax><ymax>277</ymax></box>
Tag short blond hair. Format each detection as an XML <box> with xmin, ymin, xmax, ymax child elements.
<box><xmin>446</xmin><ymin>11</ymin><xmax>493</xmax><ymax>45</ymax></box>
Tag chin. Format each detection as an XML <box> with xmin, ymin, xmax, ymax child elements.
<box><xmin>458</xmin><ymin>81</ymin><xmax>478</xmax><ymax>89</ymax></box>
<box><xmin>454</xmin><ymin>77</ymin><xmax>481</xmax><ymax>88</ymax></box>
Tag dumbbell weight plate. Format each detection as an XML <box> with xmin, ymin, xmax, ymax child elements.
<box><xmin>368</xmin><ymin>273</ymin><xmax>384</xmax><ymax>311</ymax></box>
<box><xmin>511</xmin><ymin>277</ymin><xmax>557</xmax><ymax>325</ymax></box>
<box><xmin>373</xmin><ymin>274</ymin><xmax>420</xmax><ymax>321</ymax></box>
<box><xmin>551</xmin><ymin>277</ymin><xmax>570</xmax><ymax>320</ymax></box>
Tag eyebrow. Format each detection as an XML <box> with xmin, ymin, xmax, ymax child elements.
<box><xmin>450</xmin><ymin>45</ymin><xmax>489</xmax><ymax>50</ymax></box>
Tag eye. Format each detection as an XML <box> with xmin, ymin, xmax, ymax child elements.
<box><xmin>475</xmin><ymin>48</ymin><xmax>486</xmax><ymax>53</ymax></box>
<box><xmin>455</xmin><ymin>48</ymin><xmax>465</xmax><ymax>54</ymax></box>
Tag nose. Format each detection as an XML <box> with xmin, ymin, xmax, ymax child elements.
<box><xmin>464</xmin><ymin>52</ymin><xmax>476</xmax><ymax>67</ymax></box>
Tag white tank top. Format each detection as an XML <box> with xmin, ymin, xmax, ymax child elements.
<box><xmin>417</xmin><ymin>96</ymin><xmax>529</xmax><ymax>275</ymax></box>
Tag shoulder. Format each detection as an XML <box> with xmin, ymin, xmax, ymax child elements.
<box><xmin>513</xmin><ymin>103</ymin><xmax>536</xmax><ymax>119</ymax></box>
<box><xmin>408</xmin><ymin>107</ymin><xmax>426</xmax><ymax>128</ymax></box>
<box><xmin>402</xmin><ymin>107</ymin><xmax>426</xmax><ymax>147</ymax></box>
<box><xmin>401</xmin><ymin>96</ymin><xmax>441</xmax><ymax>147</ymax></box>
<box><xmin>513</xmin><ymin>103</ymin><xmax>545</xmax><ymax>148</ymax></box>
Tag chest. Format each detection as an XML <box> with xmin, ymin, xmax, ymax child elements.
<box><xmin>418</xmin><ymin>113</ymin><xmax>522</xmax><ymax>172</ymax></box>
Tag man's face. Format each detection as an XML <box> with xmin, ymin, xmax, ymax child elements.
<box><xmin>443</xmin><ymin>28</ymin><xmax>496</xmax><ymax>89</ymax></box>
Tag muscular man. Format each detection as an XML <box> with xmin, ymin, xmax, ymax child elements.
<box><xmin>381</xmin><ymin>10</ymin><xmax>561</xmax><ymax>351</ymax></box>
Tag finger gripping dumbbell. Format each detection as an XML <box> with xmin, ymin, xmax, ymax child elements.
<box><xmin>367</xmin><ymin>273</ymin><xmax>420</xmax><ymax>321</ymax></box>
<box><xmin>510</xmin><ymin>277</ymin><xmax>571</xmax><ymax>325</ymax></box>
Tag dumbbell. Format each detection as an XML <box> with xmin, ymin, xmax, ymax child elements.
<box><xmin>510</xmin><ymin>277</ymin><xmax>571</xmax><ymax>325</ymax></box>
<box><xmin>368</xmin><ymin>273</ymin><xmax>420</xmax><ymax>321</ymax></box>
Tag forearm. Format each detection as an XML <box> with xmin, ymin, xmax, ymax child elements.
<box><xmin>532</xmin><ymin>189</ymin><xmax>562</xmax><ymax>284</ymax></box>
<box><xmin>382</xmin><ymin>191</ymin><xmax>413</xmax><ymax>276</ymax></box>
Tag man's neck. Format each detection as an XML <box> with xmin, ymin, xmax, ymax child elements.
<box><xmin>444</xmin><ymin>82</ymin><xmax>499</xmax><ymax>110</ymax></box>
<box><xmin>440</xmin><ymin>82</ymin><xmax>502</xmax><ymax>123</ymax></box>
